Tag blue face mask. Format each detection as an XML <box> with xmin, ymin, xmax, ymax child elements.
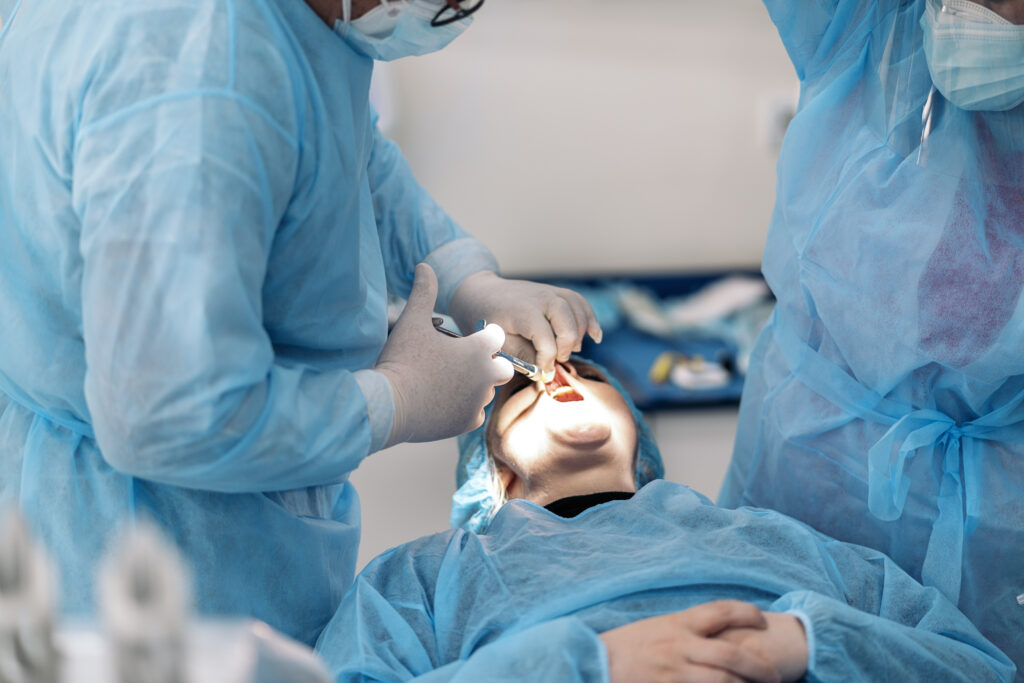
<box><xmin>335</xmin><ymin>0</ymin><xmax>473</xmax><ymax>62</ymax></box>
<box><xmin>921</xmin><ymin>0</ymin><xmax>1024</xmax><ymax>111</ymax></box>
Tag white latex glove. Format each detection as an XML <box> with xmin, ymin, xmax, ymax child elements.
<box><xmin>448</xmin><ymin>271</ymin><xmax>602</xmax><ymax>375</ymax></box>
<box><xmin>376</xmin><ymin>264</ymin><xmax>514</xmax><ymax>448</ymax></box>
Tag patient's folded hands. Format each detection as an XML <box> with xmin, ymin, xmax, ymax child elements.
<box><xmin>598</xmin><ymin>600</ymin><xmax>784</xmax><ymax>683</ymax></box>
<box><xmin>716</xmin><ymin>611</ymin><xmax>808</xmax><ymax>682</ymax></box>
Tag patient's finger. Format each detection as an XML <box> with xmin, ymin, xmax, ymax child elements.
<box><xmin>685</xmin><ymin>638</ymin><xmax>781</xmax><ymax>683</ymax></box>
<box><xmin>678</xmin><ymin>666</ymin><xmax>746</xmax><ymax>683</ymax></box>
<box><xmin>679</xmin><ymin>601</ymin><xmax>767</xmax><ymax>637</ymax></box>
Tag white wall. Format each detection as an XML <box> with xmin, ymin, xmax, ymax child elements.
<box><xmin>353</xmin><ymin>0</ymin><xmax>796</xmax><ymax>570</ymax></box>
<box><xmin>381</xmin><ymin>0</ymin><xmax>796</xmax><ymax>275</ymax></box>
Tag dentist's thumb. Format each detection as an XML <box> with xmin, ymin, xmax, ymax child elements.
<box><xmin>402</xmin><ymin>263</ymin><xmax>439</xmax><ymax>323</ymax></box>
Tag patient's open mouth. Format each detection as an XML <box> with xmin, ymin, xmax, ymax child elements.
<box><xmin>544</xmin><ymin>364</ymin><xmax>583</xmax><ymax>402</ymax></box>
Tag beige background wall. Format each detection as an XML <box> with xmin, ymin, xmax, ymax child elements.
<box><xmin>380</xmin><ymin>0</ymin><xmax>796</xmax><ymax>276</ymax></box>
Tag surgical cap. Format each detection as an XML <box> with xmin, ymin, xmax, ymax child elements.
<box><xmin>452</xmin><ymin>358</ymin><xmax>664</xmax><ymax>532</ymax></box>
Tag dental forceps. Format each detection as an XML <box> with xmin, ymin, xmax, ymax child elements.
<box><xmin>432</xmin><ymin>317</ymin><xmax>553</xmax><ymax>383</ymax></box>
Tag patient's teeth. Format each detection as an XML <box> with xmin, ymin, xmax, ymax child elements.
<box><xmin>543</xmin><ymin>363</ymin><xmax>584</xmax><ymax>401</ymax></box>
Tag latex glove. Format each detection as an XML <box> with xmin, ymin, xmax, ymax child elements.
<box><xmin>599</xmin><ymin>601</ymin><xmax>781</xmax><ymax>683</ymax></box>
<box><xmin>448</xmin><ymin>271</ymin><xmax>602</xmax><ymax>376</ymax></box>
<box><xmin>376</xmin><ymin>264</ymin><xmax>514</xmax><ymax>448</ymax></box>
<box><xmin>715</xmin><ymin>612</ymin><xmax>808</xmax><ymax>682</ymax></box>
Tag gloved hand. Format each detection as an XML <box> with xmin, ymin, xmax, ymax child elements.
<box><xmin>376</xmin><ymin>264</ymin><xmax>514</xmax><ymax>448</ymax></box>
<box><xmin>448</xmin><ymin>271</ymin><xmax>602</xmax><ymax>375</ymax></box>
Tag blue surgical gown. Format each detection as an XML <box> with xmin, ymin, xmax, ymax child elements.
<box><xmin>316</xmin><ymin>480</ymin><xmax>1014</xmax><ymax>682</ymax></box>
<box><xmin>0</xmin><ymin>0</ymin><xmax>493</xmax><ymax>644</ymax></box>
<box><xmin>719</xmin><ymin>0</ymin><xmax>1024</xmax><ymax>670</ymax></box>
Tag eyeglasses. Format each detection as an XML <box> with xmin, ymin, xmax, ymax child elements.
<box><xmin>431</xmin><ymin>0</ymin><xmax>485</xmax><ymax>27</ymax></box>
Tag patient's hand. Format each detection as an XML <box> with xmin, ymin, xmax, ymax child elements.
<box><xmin>599</xmin><ymin>600</ymin><xmax>782</xmax><ymax>683</ymax></box>
<box><xmin>715</xmin><ymin>612</ymin><xmax>808</xmax><ymax>682</ymax></box>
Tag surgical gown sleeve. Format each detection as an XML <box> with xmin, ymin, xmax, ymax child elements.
<box><xmin>74</xmin><ymin>36</ymin><xmax>381</xmax><ymax>492</ymax></box>
<box><xmin>366</xmin><ymin>108</ymin><xmax>497</xmax><ymax>312</ymax></box>
<box><xmin>318</xmin><ymin>537</ymin><xmax>609</xmax><ymax>683</ymax></box>
<box><xmin>762</xmin><ymin>0</ymin><xmax>870</xmax><ymax>81</ymax></box>
<box><xmin>771</xmin><ymin>540</ymin><xmax>1015</xmax><ymax>682</ymax></box>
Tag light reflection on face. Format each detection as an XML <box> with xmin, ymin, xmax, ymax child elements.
<box><xmin>486</xmin><ymin>360</ymin><xmax>639</xmax><ymax>503</ymax></box>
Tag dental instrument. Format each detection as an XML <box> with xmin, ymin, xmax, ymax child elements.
<box><xmin>432</xmin><ymin>318</ymin><xmax>554</xmax><ymax>383</ymax></box>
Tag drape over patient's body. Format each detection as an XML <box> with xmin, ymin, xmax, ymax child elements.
<box><xmin>318</xmin><ymin>480</ymin><xmax>1013</xmax><ymax>682</ymax></box>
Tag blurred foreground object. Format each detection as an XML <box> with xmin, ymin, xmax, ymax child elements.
<box><xmin>57</xmin><ymin>619</ymin><xmax>330</xmax><ymax>683</ymax></box>
<box><xmin>98</xmin><ymin>522</ymin><xmax>189</xmax><ymax>683</ymax></box>
<box><xmin>0</xmin><ymin>513</ymin><xmax>329</xmax><ymax>682</ymax></box>
<box><xmin>0</xmin><ymin>508</ymin><xmax>60</xmax><ymax>683</ymax></box>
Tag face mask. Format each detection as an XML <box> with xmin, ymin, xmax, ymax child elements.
<box><xmin>921</xmin><ymin>0</ymin><xmax>1024</xmax><ymax>111</ymax></box>
<box><xmin>336</xmin><ymin>0</ymin><xmax>473</xmax><ymax>61</ymax></box>
<box><xmin>350</xmin><ymin>0</ymin><xmax>409</xmax><ymax>39</ymax></box>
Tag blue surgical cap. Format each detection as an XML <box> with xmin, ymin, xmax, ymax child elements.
<box><xmin>452</xmin><ymin>358</ymin><xmax>665</xmax><ymax>532</ymax></box>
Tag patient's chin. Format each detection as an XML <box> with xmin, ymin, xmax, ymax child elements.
<box><xmin>550</xmin><ymin>421</ymin><xmax>612</xmax><ymax>446</ymax></box>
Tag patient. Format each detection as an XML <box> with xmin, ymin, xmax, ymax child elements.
<box><xmin>317</xmin><ymin>360</ymin><xmax>1014</xmax><ymax>683</ymax></box>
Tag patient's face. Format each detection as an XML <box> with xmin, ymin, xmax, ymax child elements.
<box><xmin>487</xmin><ymin>360</ymin><xmax>639</xmax><ymax>504</ymax></box>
